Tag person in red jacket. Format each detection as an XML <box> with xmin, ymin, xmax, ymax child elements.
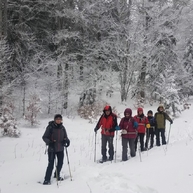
<box><xmin>134</xmin><ymin>108</ymin><xmax>150</xmax><ymax>152</ymax></box>
<box><xmin>94</xmin><ymin>106</ymin><xmax>117</xmax><ymax>162</ymax></box>
<box><xmin>119</xmin><ymin>108</ymin><xmax>138</xmax><ymax>161</ymax></box>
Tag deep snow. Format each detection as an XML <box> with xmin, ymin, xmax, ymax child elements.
<box><xmin>0</xmin><ymin>101</ymin><xmax>193</xmax><ymax>193</ymax></box>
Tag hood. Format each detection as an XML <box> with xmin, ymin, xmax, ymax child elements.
<box><xmin>137</xmin><ymin>107</ymin><xmax>143</xmax><ymax>114</ymax></box>
<box><xmin>48</xmin><ymin>121</ymin><xmax>55</xmax><ymax>126</ymax></box>
<box><xmin>103</xmin><ymin>105</ymin><xmax>112</xmax><ymax>113</ymax></box>
<box><xmin>124</xmin><ymin>108</ymin><xmax>132</xmax><ymax>116</ymax></box>
<box><xmin>157</xmin><ymin>104</ymin><xmax>165</xmax><ymax>112</ymax></box>
<box><xmin>48</xmin><ymin>121</ymin><xmax>62</xmax><ymax>127</ymax></box>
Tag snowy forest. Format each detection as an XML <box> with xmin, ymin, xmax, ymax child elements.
<box><xmin>0</xmin><ymin>0</ymin><xmax>193</xmax><ymax>129</ymax></box>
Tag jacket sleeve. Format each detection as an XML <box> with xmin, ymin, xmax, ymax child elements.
<box><xmin>165</xmin><ymin>113</ymin><xmax>172</xmax><ymax>122</ymax></box>
<box><xmin>113</xmin><ymin>114</ymin><xmax>118</xmax><ymax>128</ymax></box>
<box><xmin>133</xmin><ymin>116</ymin><xmax>138</xmax><ymax>123</ymax></box>
<box><xmin>63</xmin><ymin>127</ymin><xmax>68</xmax><ymax>140</ymax></box>
<box><xmin>119</xmin><ymin>118</ymin><xmax>124</xmax><ymax>129</ymax></box>
<box><xmin>42</xmin><ymin>125</ymin><xmax>51</xmax><ymax>145</ymax></box>
<box><xmin>151</xmin><ymin>117</ymin><xmax>156</xmax><ymax>127</ymax></box>
<box><xmin>95</xmin><ymin>114</ymin><xmax>103</xmax><ymax>129</ymax></box>
<box><xmin>145</xmin><ymin>117</ymin><xmax>149</xmax><ymax>124</ymax></box>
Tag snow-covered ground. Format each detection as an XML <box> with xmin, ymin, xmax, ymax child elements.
<box><xmin>1</xmin><ymin>100</ymin><xmax>193</xmax><ymax>193</ymax></box>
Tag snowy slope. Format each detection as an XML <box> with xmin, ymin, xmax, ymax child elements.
<box><xmin>0</xmin><ymin>102</ymin><xmax>193</xmax><ymax>193</ymax></box>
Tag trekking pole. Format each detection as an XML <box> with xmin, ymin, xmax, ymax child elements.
<box><xmin>94</xmin><ymin>132</ymin><xmax>97</xmax><ymax>162</ymax></box>
<box><xmin>114</xmin><ymin>130</ymin><xmax>118</xmax><ymax>163</ymax></box>
<box><xmin>54</xmin><ymin>154</ymin><xmax>59</xmax><ymax>187</ymax></box>
<box><xmin>65</xmin><ymin>147</ymin><xmax>73</xmax><ymax>181</ymax></box>
<box><xmin>44</xmin><ymin>145</ymin><xmax>48</xmax><ymax>154</ymax></box>
<box><xmin>165</xmin><ymin>124</ymin><xmax>172</xmax><ymax>153</ymax></box>
<box><xmin>137</xmin><ymin>135</ymin><xmax>142</xmax><ymax>162</ymax></box>
<box><xmin>167</xmin><ymin>124</ymin><xmax>172</xmax><ymax>145</ymax></box>
<box><xmin>146</xmin><ymin>128</ymin><xmax>149</xmax><ymax>156</ymax></box>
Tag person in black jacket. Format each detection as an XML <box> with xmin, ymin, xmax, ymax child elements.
<box><xmin>145</xmin><ymin>110</ymin><xmax>156</xmax><ymax>149</ymax></box>
<box><xmin>42</xmin><ymin>114</ymin><xmax>70</xmax><ymax>185</ymax></box>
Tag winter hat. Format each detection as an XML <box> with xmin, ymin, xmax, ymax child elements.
<box><xmin>54</xmin><ymin>114</ymin><xmax>63</xmax><ymax>120</ymax></box>
<box><xmin>147</xmin><ymin>110</ymin><xmax>153</xmax><ymax>115</ymax></box>
<box><xmin>103</xmin><ymin>105</ymin><xmax>112</xmax><ymax>113</ymax></box>
<box><xmin>124</xmin><ymin>108</ymin><xmax>132</xmax><ymax>116</ymax></box>
<box><xmin>137</xmin><ymin>107</ymin><xmax>143</xmax><ymax>114</ymax></box>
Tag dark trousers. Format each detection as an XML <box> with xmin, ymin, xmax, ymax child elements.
<box><xmin>145</xmin><ymin>128</ymin><xmax>155</xmax><ymax>148</ymax></box>
<box><xmin>156</xmin><ymin>128</ymin><xmax>166</xmax><ymax>146</ymax></box>
<box><xmin>101</xmin><ymin>134</ymin><xmax>114</xmax><ymax>159</ymax></box>
<box><xmin>135</xmin><ymin>133</ymin><xmax>145</xmax><ymax>151</ymax></box>
<box><xmin>44</xmin><ymin>151</ymin><xmax>64</xmax><ymax>181</ymax></box>
<box><xmin>122</xmin><ymin>138</ymin><xmax>136</xmax><ymax>161</ymax></box>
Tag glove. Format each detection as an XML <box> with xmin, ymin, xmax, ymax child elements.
<box><xmin>48</xmin><ymin>139</ymin><xmax>55</xmax><ymax>146</ymax></box>
<box><xmin>146</xmin><ymin>124</ymin><xmax>151</xmax><ymax>129</ymax></box>
<box><xmin>94</xmin><ymin>127</ymin><xmax>98</xmax><ymax>132</ymax></box>
<box><xmin>121</xmin><ymin>130</ymin><xmax>127</xmax><ymax>134</ymax></box>
<box><xmin>170</xmin><ymin>120</ymin><xmax>173</xmax><ymax>124</ymax></box>
<box><xmin>115</xmin><ymin>126</ymin><xmax>120</xmax><ymax>130</ymax></box>
<box><xmin>64</xmin><ymin>138</ymin><xmax>70</xmax><ymax>147</ymax></box>
<box><xmin>133</xmin><ymin>122</ymin><xmax>138</xmax><ymax>128</ymax></box>
<box><xmin>109</xmin><ymin>128</ymin><xmax>115</xmax><ymax>132</ymax></box>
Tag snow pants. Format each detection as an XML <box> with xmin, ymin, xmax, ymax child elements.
<box><xmin>135</xmin><ymin>133</ymin><xmax>145</xmax><ymax>151</ymax></box>
<box><xmin>156</xmin><ymin>128</ymin><xmax>166</xmax><ymax>146</ymax></box>
<box><xmin>145</xmin><ymin>128</ymin><xmax>155</xmax><ymax>148</ymax></box>
<box><xmin>44</xmin><ymin>151</ymin><xmax>64</xmax><ymax>181</ymax></box>
<box><xmin>122</xmin><ymin>138</ymin><xmax>136</xmax><ymax>161</ymax></box>
<box><xmin>101</xmin><ymin>134</ymin><xmax>114</xmax><ymax>160</ymax></box>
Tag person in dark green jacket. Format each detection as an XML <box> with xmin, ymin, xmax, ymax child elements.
<box><xmin>154</xmin><ymin>105</ymin><xmax>173</xmax><ymax>146</ymax></box>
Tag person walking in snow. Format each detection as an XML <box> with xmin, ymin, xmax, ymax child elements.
<box><xmin>94</xmin><ymin>106</ymin><xmax>118</xmax><ymax>162</ymax></box>
<box><xmin>42</xmin><ymin>114</ymin><xmax>70</xmax><ymax>185</ymax></box>
<box><xmin>119</xmin><ymin>108</ymin><xmax>138</xmax><ymax>161</ymax></box>
<box><xmin>134</xmin><ymin>108</ymin><xmax>150</xmax><ymax>152</ymax></box>
<box><xmin>145</xmin><ymin>110</ymin><xmax>156</xmax><ymax>149</ymax></box>
<box><xmin>154</xmin><ymin>105</ymin><xmax>173</xmax><ymax>146</ymax></box>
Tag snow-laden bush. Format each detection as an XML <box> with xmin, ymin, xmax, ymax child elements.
<box><xmin>78</xmin><ymin>102</ymin><xmax>105</xmax><ymax>123</ymax></box>
<box><xmin>78</xmin><ymin>101</ymin><xmax>121</xmax><ymax>123</ymax></box>
<box><xmin>0</xmin><ymin>107</ymin><xmax>20</xmax><ymax>138</ymax></box>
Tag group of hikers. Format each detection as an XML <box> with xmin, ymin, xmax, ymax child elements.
<box><xmin>94</xmin><ymin>105</ymin><xmax>173</xmax><ymax>163</ymax></box>
<box><xmin>41</xmin><ymin>104</ymin><xmax>173</xmax><ymax>185</ymax></box>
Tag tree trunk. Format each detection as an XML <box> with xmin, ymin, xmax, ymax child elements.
<box><xmin>0</xmin><ymin>0</ymin><xmax>7</xmax><ymax>38</ymax></box>
<box><xmin>120</xmin><ymin>63</ymin><xmax>128</xmax><ymax>102</ymax></box>
<box><xmin>0</xmin><ymin>77</ymin><xmax>2</xmax><ymax>116</ymax></box>
<box><xmin>0</xmin><ymin>0</ymin><xmax>2</xmax><ymax>37</ymax></box>
<box><xmin>138</xmin><ymin>0</ymin><xmax>150</xmax><ymax>99</ymax></box>
<box><xmin>22</xmin><ymin>81</ymin><xmax>26</xmax><ymax>117</ymax></box>
<box><xmin>63</xmin><ymin>63</ymin><xmax>68</xmax><ymax>110</ymax></box>
<box><xmin>47</xmin><ymin>85</ymin><xmax>51</xmax><ymax>114</ymax></box>
<box><xmin>57</xmin><ymin>63</ymin><xmax>62</xmax><ymax>91</ymax></box>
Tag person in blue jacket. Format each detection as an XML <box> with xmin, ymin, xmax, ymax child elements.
<box><xmin>145</xmin><ymin>110</ymin><xmax>156</xmax><ymax>149</ymax></box>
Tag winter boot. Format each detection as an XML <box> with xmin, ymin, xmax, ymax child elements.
<box><xmin>108</xmin><ymin>156</ymin><xmax>113</xmax><ymax>161</ymax></box>
<box><xmin>141</xmin><ymin>147</ymin><xmax>147</xmax><ymax>152</ymax></box>
<box><xmin>43</xmin><ymin>180</ymin><xmax>51</xmax><ymax>185</ymax></box>
<box><xmin>122</xmin><ymin>157</ymin><xmax>128</xmax><ymax>161</ymax></box>
<box><xmin>54</xmin><ymin>173</ymin><xmax>64</xmax><ymax>181</ymax></box>
<box><xmin>99</xmin><ymin>156</ymin><xmax>107</xmax><ymax>163</ymax></box>
<box><xmin>57</xmin><ymin>177</ymin><xmax>64</xmax><ymax>181</ymax></box>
